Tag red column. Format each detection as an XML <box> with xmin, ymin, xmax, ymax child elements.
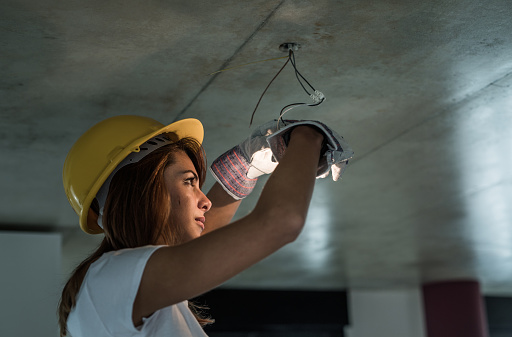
<box><xmin>422</xmin><ymin>280</ymin><xmax>489</xmax><ymax>337</ymax></box>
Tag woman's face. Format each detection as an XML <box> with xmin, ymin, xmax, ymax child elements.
<box><xmin>164</xmin><ymin>150</ymin><xmax>212</xmax><ymax>243</ymax></box>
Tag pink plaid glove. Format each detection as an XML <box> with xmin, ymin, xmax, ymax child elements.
<box><xmin>210</xmin><ymin>120</ymin><xmax>284</xmax><ymax>200</ymax></box>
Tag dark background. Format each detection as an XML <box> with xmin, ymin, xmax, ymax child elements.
<box><xmin>195</xmin><ymin>289</ymin><xmax>512</xmax><ymax>337</ymax></box>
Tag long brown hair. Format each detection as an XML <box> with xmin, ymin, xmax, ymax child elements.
<box><xmin>58</xmin><ymin>137</ymin><xmax>212</xmax><ymax>336</ymax></box>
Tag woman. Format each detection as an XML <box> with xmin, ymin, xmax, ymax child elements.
<box><xmin>59</xmin><ymin>115</ymin><xmax>350</xmax><ymax>336</ymax></box>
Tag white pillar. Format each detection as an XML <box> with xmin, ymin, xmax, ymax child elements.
<box><xmin>346</xmin><ymin>288</ymin><xmax>427</xmax><ymax>337</ymax></box>
<box><xmin>0</xmin><ymin>231</ymin><xmax>62</xmax><ymax>337</ymax></box>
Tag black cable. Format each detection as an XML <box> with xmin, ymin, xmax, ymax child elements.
<box><xmin>249</xmin><ymin>56</ymin><xmax>291</xmax><ymax>126</ymax></box>
<box><xmin>249</xmin><ymin>48</ymin><xmax>324</xmax><ymax>126</ymax></box>
<box><xmin>277</xmin><ymin>98</ymin><xmax>325</xmax><ymax>126</ymax></box>
<box><xmin>289</xmin><ymin>50</ymin><xmax>316</xmax><ymax>95</ymax></box>
<box><xmin>290</xmin><ymin>51</ymin><xmax>311</xmax><ymax>95</ymax></box>
<box><xmin>274</xmin><ymin>50</ymin><xmax>326</xmax><ymax>127</ymax></box>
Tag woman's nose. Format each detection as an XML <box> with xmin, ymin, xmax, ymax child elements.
<box><xmin>199</xmin><ymin>191</ymin><xmax>212</xmax><ymax>212</ymax></box>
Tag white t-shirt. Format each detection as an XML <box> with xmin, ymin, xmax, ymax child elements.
<box><xmin>67</xmin><ymin>245</ymin><xmax>208</xmax><ymax>337</ymax></box>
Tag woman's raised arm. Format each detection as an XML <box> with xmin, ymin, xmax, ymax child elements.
<box><xmin>132</xmin><ymin>126</ymin><xmax>324</xmax><ymax>325</ymax></box>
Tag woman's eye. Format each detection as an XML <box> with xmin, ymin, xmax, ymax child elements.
<box><xmin>185</xmin><ymin>177</ymin><xmax>196</xmax><ymax>185</ymax></box>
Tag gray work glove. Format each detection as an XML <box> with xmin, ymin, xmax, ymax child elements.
<box><xmin>210</xmin><ymin>119</ymin><xmax>353</xmax><ymax>200</ymax></box>
<box><xmin>266</xmin><ymin>120</ymin><xmax>354</xmax><ymax>181</ymax></box>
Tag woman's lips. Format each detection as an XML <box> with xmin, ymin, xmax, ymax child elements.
<box><xmin>195</xmin><ymin>217</ymin><xmax>205</xmax><ymax>230</ymax></box>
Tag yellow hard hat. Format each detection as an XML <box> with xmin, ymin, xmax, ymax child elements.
<box><xmin>63</xmin><ymin>115</ymin><xmax>204</xmax><ymax>234</ymax></box>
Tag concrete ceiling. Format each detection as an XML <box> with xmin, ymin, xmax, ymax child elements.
<box><xmin>2</xmin><ymin>0</ymin><xmax>512</xmax><ymax>294</ymax></box>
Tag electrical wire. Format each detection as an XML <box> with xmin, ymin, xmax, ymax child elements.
<box><xmin>249</xmin><ymin>56</ymin><xmax>290</xmax><ymax>126</ymax></box>
<box><xmin>276</xmin><ymin>98</ymin><xmax>325</xmax><ymax>128</ymax></box>
<box><xmin>289</xmin><ymin>49</ymin><xmax>316</xmax><ymax>96</ymax></box>
<box><xmin>246</xmin><ymin>48</ymin><xmax>325</xmax><ymax>127</ymax></box>
<box><xmin>274</xmin><ymin>49</ymin><xmax>325</xmax><ymax>128</ymax></box>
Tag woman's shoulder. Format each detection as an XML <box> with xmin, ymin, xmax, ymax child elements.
<box><xmin>89</xmin><ymin>245</ymin><xmax>165</xmax><ymax>277</ymax></box>
<box><xmin>100</xmin><ymin>244</ymin><xmax>163</xmax><ymax>259</ymax></box>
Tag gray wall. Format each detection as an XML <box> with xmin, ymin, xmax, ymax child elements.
<box><xmin>0</xmin><ymin>232</ymin><xmax>61</xmax><ymax>337</ymax></box>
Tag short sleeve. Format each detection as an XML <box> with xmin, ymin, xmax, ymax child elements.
<box><xmin>83</xmin><ymin>245</ymin><xmax>162</xmax><ymax>335</ymax></box>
